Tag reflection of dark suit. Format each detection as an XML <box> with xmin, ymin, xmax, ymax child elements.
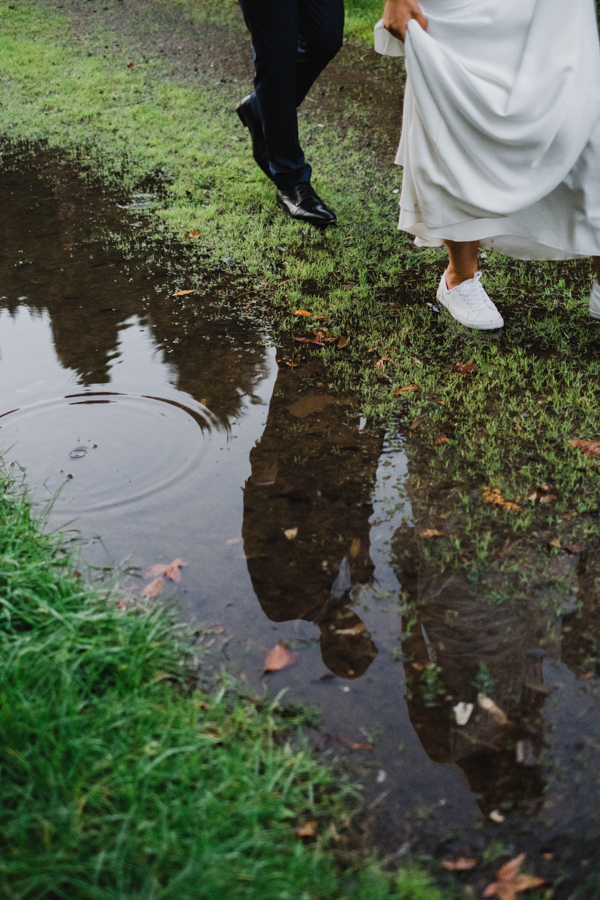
<box><xmin>238</xmin><ymin>0</ymin><xmax>344</xmax><ymax>187</ymax></box>
<box><xmin>392</xmin><ymin>523</ymin><xmax>579</xmax><ymax>818</ymax></box>
<box><xmin>242</xmin><ymin>360</ymin><xmax>380</xmax><ymax>677</ymax></box>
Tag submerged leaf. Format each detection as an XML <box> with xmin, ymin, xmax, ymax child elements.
<box><xmin>483</xmin><ymin>854</ymin><xmax>544</xmax><ymax>899</ymax></box>
<box><xmin>264</xmin><ymin>641</ymin><xmax>299</xmax><ymax>672</ymax></box>
<box><xmin>141</xmin><ymin>577</ymin><xmax>164</xmax><ymax>598</ymax></box>
<box><xmin>442</xmin><ymin>857</ymin><xmax>477</xmax><ymax>871</ymax></box>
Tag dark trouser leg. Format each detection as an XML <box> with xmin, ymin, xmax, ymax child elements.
<box><xmin>238</xmin><ymin>0</ymin><xmax>343</xmax><ymax>189</ymax></box>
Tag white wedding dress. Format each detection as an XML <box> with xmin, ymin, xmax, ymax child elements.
<box><xmin>376</xmin><ymin>0</ymin><xmax>600</xmax><ymax>260</ymax></box>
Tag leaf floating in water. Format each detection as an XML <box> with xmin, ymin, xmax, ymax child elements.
<box><xmin>142</xmin><ymin>577</ymin><xmax>164</xmax><ymax>598</ymax></box>
<box><xmin>334</xmin><ymin>622</ymin><xmax>367</xmax><ymax>637</ymax></box>
<box><xmin>264</xmin><ymin>641</ymin><xmax>299</xmax><ymax>673</ymax></box>
<box><xmin>483</xmin><ymin>854</ymin><xmax>544</xmax><ymax>899</ymax></box>
<box><xmin>172</xmin><ymin>289</ymin><xmax>194</xmax><ymax>296</ymax></box>
<box><xmin>453</xmin><ymin>702</ymin><xmax>474</xmax><ymax>726</ymax></box>
<box><xmin>478</xmin><ymin>694</ymin><xmax>509</xmax><ymax>726</ymax></box>
<box><xmin>442</xmin><ymin>857</ymin><xmax>477</xmax><ymax>871</ymax></box>
<box><xmin>569</xmin><ymin>438</ymin><xmax>600</xmax><ymax>458</ymax></box>
<box><xmin>146</xmin><ymin>559</ymin><xmax>187</xmax><ymax>582</ymax></box>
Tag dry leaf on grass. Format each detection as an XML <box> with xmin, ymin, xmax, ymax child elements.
<box><xmin>453</xmin><ymin>362</ymin><xmax>477</xmax><ymax>375</ymax></box>
<box><xmin>172</xmin><ymin>289</ymin><xmax>194</xmax><ymax>296</ymax></box>
<box><xmin>376</xmin><ymin>356</ymin><xmax>393</xmax><ymax>369</ymax></box>
<box><xmin>435</xmin><ymin>436</ymin><xmax>449</xmax><ymax>445</ymax></box>
<box><xmin>482</xmin><ymin>487</ymin><xmax>521</xmax><ymax>511</ymax></box>
<box><xmin>442</xmin><ymin>857</ymin><xmax>477</xmax><ymax>871</ymax></box>
<box><xmin>264</xmin><ymin>641</ymin><xmax>299</xmax><ymax>672</ymax></box>
<box><xmin>548</xmin><ymin>537</ymin><xmax>561</xmax><ymax>550</ymax></box>
<box><xmin>483</xmin><ymin>854</ymin><xmax>544</xmax><ymax>900</ymax></box>
<box><xmin>527</xmin><ymin>487</ymin><xmax>557</xmax><ymax>503</ymax></box>
<box><xmin>393</xmin><ymin>384</ymin><xmax>419</xmax><ymax>396</ymax></box>
<box><xmin>293</xmin><ymin>309</ymin><xmax>312</xmax><ymax>317</ymax></box>
<box><xmin>296</xmin><ymin>821</ymin><xmax>317</xmax><ymax>837</ymax></box>
<box><xmin>421</xmin><ymin>529</ymin><xmax>443</xmax><ymax>538</ymax></box>
<box><xmin>141</xmin><ymin>577</ymin><xmax>164</xmax><ymax>598</ymax></box>
<box><xmin>569</xmin><ymin>438</ymin><xmax>600</xmax><ymax>458</ymax></box>
<box><xmin>185</xmin><ymin>230</ymin><xmax>201</xmax><ymax>240</ymax></box>
<box><xmin>337</xmin><ymin>336</ymin><xmax>349</xmax><ymax>349</ymax></box>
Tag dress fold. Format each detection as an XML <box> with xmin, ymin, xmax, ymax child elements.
<box><xmin>394</xmin><ymin>0</ymin><xmax>600</xmax><ymax>259</ymax></box>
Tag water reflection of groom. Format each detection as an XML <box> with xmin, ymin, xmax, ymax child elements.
<box><xmin>241</xmin><ymin>361</ymin><xmax>381</xmax><ymax>678</ymax></box>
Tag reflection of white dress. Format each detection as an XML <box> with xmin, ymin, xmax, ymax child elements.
<box><xmin>388</xmin><ymin>0</ymin><xmax>600</xmax><ymax>260</ymax></box>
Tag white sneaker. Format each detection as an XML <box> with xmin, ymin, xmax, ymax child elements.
<box><xmin>590</xmin><ymin>281</ymin><xmax>600</xmax><ymax>319</ymax></box>
<box><xmin>437</xmin><ymin>271</ymin><xmax>504</xmax><ymax>330</ymax></box>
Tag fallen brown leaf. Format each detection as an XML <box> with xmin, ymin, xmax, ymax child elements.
<box><xmin>296</xmin><ymin>821</ymin><xmax>317</xmax><ymax>837</ymax></box>
<box><xmin>284</xmin><ymin>360</ymin><xmax>300</xmax><ymax>367</ymax></box>
<box><xmin>185</xmin><ymin>230</ymin><xmax>201</xmax><ymax>240</ymax></box>
<box><xmin>293</xmin><ymin>309</ymin><xmax>312</xmax><ymax>317</ymax></box>
<box><xmin>172</xmin><ymin>289</ymin><xmax>194</xmax><ymax>296</ymax></box>
<box><xmin>565</xmin><ymin>543</ymin><xmax>582</xmax><ymax>554</ymax></box>
<box><xmin>442</xmin><ymin>857</ymin><xmax>477</xmax><ymax>871</ymax></box>
<box><xmin>376</xmin><ymin>356</ymin><xmax>392</xmax><ymax>369</ymax></box>
<box><xmin>483</xmin><ymin>854</ymin><xmax>544</xmax><ymax>900</ymax></box>
<box><xmin>421</xmin><ymin>529</ymin><xmax>443</xmax><ymax>538</ymax></box>
<box><xmin>482</xmin><ymin>487</ymin><xmax>521</xmax><ymax>511</ymax></box>
<box><xmin>453</xmin><ymin>362</ymin><xmax>477</xmax><ymax>375</ymax></box>
<box><xmin>264</xmin><ymin>641</ymin><xmax>299</xmax><ymax>672</ymax></box>
<box><xmin>435</xmin><ymin>436</ymin><xmax>449</xmax><ymax>445</ymax></box>
<box><xmin>569</xmin><ymin>439</ymin><xmax>600</xmax><ymax>458</ymax></box>
<box><xmin>528</xmin><ymin>488</ymin><xmax>557</xmax><ymax>503</ymax></box>
<box><xmin>142</xmin><ymin>577</ymin><xmax>164</xmax><ymax>598</ymax></box>
<box><xmin>146</xmin><ymin>558</ymin><xmax>187</xmax><ymax>582</ymax></box>
<box><xmin>393</xmin><ymin>384</ymin><xmax>419</xmax><ymax>396</ymax></box>
<box><xmin>337</xmin><ymin>335</ymin><xmax>349</xmax><ymax>349</ymax></box>
<box><xmin>336</xmin><ymin>737</ymin><xmax>373</xmax><ymax>750</ymax></box>
<box><xmin>548</xmin><ymin>537</ymin><xmax>561</xmax><ymax>550</ymax></box>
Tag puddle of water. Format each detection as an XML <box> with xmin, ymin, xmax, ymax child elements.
<box><xmin>1</xmin><ymin>147</ymin><xmax>599</xmax><ymax>887</ymax></box>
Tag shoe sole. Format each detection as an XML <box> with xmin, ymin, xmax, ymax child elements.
<box><xmin>436</xmin><ymin>290</ymin><xmax>503</xmax><ymax>330</ymax></box>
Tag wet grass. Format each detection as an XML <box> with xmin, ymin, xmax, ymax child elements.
<box><xmin>0</xmin><ymin>0</ymin><xmax>598</xmax><ymax>579</ymax></box>
<box><xmin>0</xmin><ymin>461</ymin><xmax>454</xmax><ymax>899</ymax></box>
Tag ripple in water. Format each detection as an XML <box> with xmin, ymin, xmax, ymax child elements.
<box><xmin>0</xmin><ymin>391</ymin><xmax>219</xmax><ymax>515</ymax></box>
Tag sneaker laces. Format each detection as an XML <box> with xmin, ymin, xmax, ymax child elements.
<box><xmin>452</xmin><ymin>272</ymin><xmax>494</xmax><ymax>310</ymax></box>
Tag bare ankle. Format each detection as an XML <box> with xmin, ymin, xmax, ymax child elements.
<box><xmin>445</xmin><ymin>267</ymin><xmax>477</xmax><ymax>290</ymax></box>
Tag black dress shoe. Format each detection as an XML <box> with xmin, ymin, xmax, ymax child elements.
<box><xmin>236</xmin><ymin>95</ymin><xmax>272</xmax><ymax>180</ymax></box>
<box><xmin>276</xmin><ymin>182</ymin><xmax>337</xmax><ymax>226</ymax></box>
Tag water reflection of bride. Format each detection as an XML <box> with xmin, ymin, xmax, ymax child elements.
<box><xmin>392</xmin><ymin>522</ymin><xmax>580</xmax><ymax>818</ymax></box>
<box><xmin>242</xmin><ymin>359</ymin><xmax>381</xmax><ymax>678</ymax></box>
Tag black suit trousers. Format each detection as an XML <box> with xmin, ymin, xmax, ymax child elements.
<box><xmin>238</xmin><ymin>0</ymin><xmax>344</xmax><ymax>188</ymax></box>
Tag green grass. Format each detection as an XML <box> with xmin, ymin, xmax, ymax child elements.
<box><xmin>1</xmin><ymin>0</ymin><xmax>599</xmax><ymax>550</ymax></box>
<box><xmin>0</xmin><ymin>463</ymin><xmax>451</xmax><ymax>899</ymax></box>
